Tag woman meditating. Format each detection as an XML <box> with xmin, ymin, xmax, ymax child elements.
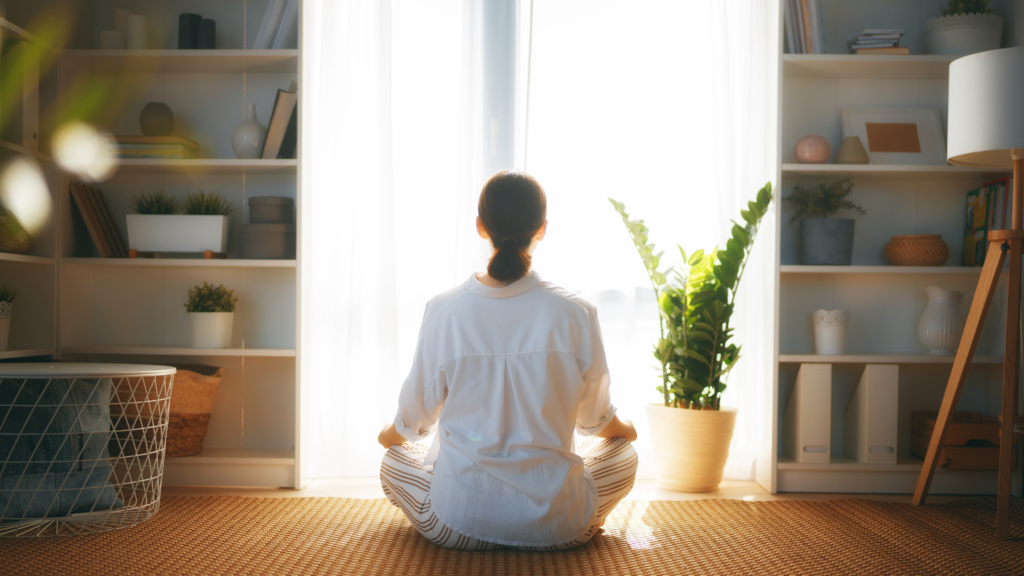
<box><xmin>378</xmin><ymin>170</ymin><xmax>638</xmax><ymax>551</ymax></box>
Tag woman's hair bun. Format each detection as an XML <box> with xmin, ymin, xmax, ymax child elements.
<box><xmin>478</xmin><ymin>172</ymin><xmax>546</xmax><ymax>283</ymax></box>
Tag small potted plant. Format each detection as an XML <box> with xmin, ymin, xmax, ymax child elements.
<box><xmin>610</xmin><ymin>182</ymin><xmax>773</xmax><ymax>492</ymax></box>
<box><xmin>184</xmin><ymin>281</ymin><xmax>239</xmax><ymax>348</ymax></box>
<box><xmin>925</xmin><ymin>0</ymin><xmax>1003</xmax><ymax>56</ymax></box>
<box><xmin>126</xmin><ymin>190</ymin><xmax>235</xmax><ymax>255</ymax></box>
<box><xmin>785</xmin><ymin>177</ymin><xmax>865</xmax><ymax>266</ymax></box>
<box><xmin>0</xmin><ymin>285</ymin><xmax>17</xmax><ymax>351</ymax></box>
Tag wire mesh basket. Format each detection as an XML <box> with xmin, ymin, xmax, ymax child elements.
<box><xmin>0</xmin><ymin>363</ymin><xmax>175</xmax><ymax>537</ymax></box>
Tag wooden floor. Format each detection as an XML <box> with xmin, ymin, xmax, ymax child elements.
<box><xmin>163</xmin><ymin>478</ymin><xmax>1019</xmax><ymax>505</ymax></box>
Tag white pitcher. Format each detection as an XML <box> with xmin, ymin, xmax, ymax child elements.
<box><xmin>919</xmin><ymin>286</ymin><xmax>971</xmax><ymax>355</ymax></box>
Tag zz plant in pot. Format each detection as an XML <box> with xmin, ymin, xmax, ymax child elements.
<box><xmin>785</xmin><ymin>177</ymin><xmax>865</xmax><ymax>266</ymax></box>
<box><xmin>610</xmin><ymin>182</ymin><xmax>773</xmax><ymax>492</ymax></box>
<box><xmin>126</xmin><ymin>190</ymin><xmax>234</xmax><ymax>255</ymax></box>
<box><xmin>185</xmin><ymin>282</ymin><xmax>239</xmax><ymax>348</ymax></box>
<box><xmin>925</xmin><ymin>0</ymin><xmax>1003</xmax><ymax>56</ymax></box>
<box><xmin>0</xmin><ymin>285</ymin><xmax>17</xmax><ymax>352</ymax></box>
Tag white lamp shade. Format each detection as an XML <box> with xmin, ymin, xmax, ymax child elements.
<box><xmin>948</xmin><ymin>47</ymin><xmax>1024</xmax><ymax>168</ymax></box>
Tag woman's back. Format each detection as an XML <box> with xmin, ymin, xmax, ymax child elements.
<box><xmin>394</xmin><ymin>271</ymin><xmax>616</xmax><ymax>546</ymax></box>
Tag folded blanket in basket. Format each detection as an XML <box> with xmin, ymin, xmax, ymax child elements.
<box><xmin>0</xmin><ymin>378</ymin><xmax>124</xmax><ymax>520</ymax></box>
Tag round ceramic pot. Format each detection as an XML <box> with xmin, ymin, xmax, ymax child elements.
<box><xmin>646</xmin><ymin>404</ymin><xmax>737</xmax><ymax>492</ymax></box>
<box><xmin>925</xmin><ymin>13</ymin><xmax>1003</xmax><ymax>56</ymax></box>
<box><xmin>799</xmin><ymin>218</ymin><xmax>855</xmax><ymax>265</ymax></box>
<box><xmin>0</xmin><ymin>301</ymin><xmax>11</xmax><ymax>352</ymax></box>
<box><xmin>188</xmin><ymin>312</ymin><xmax>234</xmax><ymax>348</ymax></box>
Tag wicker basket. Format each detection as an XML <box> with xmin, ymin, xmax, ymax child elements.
<box><xmin>885</xmin><ymin>235</ymin><xmax>949</xmax><ymax>266</ymax></box>
<box><xmin>0</xmin><ymin>213</ymin><xmax>31</xmax><ymax>254</ymax></box>
<box><xmin>166</xmin><ymin>364</ymin><xmax>223</xmax><ymax>457</ymax></box>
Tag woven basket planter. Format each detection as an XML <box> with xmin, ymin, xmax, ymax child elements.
<box><xmin>647</xmin><ymin>404</ymin><xmax>737</xmax><ymax>492</ymax></box>
<box><xmin>166</xmin><ymin>364</ymin><xmax>223</xmax><ymax>457</ymax></box>
<box><xmin>885</xmin><ymin>235</ymin><xmax>949</xmax><ymax>266</ymax></box>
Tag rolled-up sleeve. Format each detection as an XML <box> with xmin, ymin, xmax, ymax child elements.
<box><xmin>393</xmin><ymin>305</ymin><xmax>446</xmax><ymax>442</ymax></box>
<box><xmin>575</xmin><ymin>306</ymin><xmax>616</xmax><ymax>436</ymax></box>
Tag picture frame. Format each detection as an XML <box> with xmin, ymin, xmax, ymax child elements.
<box><xmin>840</xmin><ymin>107</ymin><xmax>946</xmax><ymax>165</ymax></box>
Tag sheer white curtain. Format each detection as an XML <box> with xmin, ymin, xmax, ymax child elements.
<box><xmin>524</xmin><ymin>0</ymin><xmax>777</xmax><ymax>480</ymax></box>
<box><xmin>301</xmin><ymin>0</ymin><xmax>777</xmax><ymax>480</ymax></box>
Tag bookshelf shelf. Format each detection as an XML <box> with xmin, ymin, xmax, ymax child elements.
<box><xmin>112</xmin><ymin>159</ymin><xmax>297</xmax><ymax>175</ymax></box>
<box><xmin>0</xmin><ymin>140</ymin><xmax>54</xmax><ymax>164</ymax></box>
<box><xmin>61</xmin><ymin>258</ymin><xmax>295</xmax><ymax>268</ymax></box>
<box><xmin>779</xmin><ymin>353</ymin><xmax>1003</xmax><ymax>364</ymax></box>
<box><xmin>0</xmin><ymin>349</ymin><xmax>54</xmax><ymax>360</ymax></box>
<box><xmin>62</xmin><ymin>345</ymin><xmax>296</xmax><ymax>357</ymax></box>
<box><xmin>782</xmin><ymin>55</ymin><xmax>958</xmax><ymax>79</ymax></box>
<box><xmin>62</xmin><ymin>50</ymin><xmax>299</xmax><ymax>74</ymax></box>
<box><xmin>780</xmin><ymin>265</ymin><xmax>993</xmax><ymax>274</ymax></box>
<box><xmin>782</xmin><ymin>164</ymin><xmax>1011</xmax><ymax>181</ymax></box>
<box><xmin>0</xmin><ymin>253</ymin><xmax>55</xmax><ymax>265</ymax></box>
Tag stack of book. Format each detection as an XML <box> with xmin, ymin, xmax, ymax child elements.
<box><xmin>785</xmin><ymin>0</ymin><xmax>826</xmax><ymax>54</ymax></box>
<box><xmin>847</xmin><ymin>29</ymin><xmax>908</xmax><ymax>55</ymax></box>
<box><xmin>112</xmin><ymin>136</ymin><xmax>200</xmax><ymax>159</ymax></box>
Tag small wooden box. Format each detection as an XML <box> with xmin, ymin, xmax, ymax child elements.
<box><xmin>911</xmin><ymin>411</ymin><xmax>1016</xmax><ymax>471</ymax></box>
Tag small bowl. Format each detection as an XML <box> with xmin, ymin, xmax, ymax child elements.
<box><xmin>885</xmin><ymin>235</ymin><xmax>949</xmax><ymax>266</ymax></box>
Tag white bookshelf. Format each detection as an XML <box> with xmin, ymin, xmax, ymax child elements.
<box><xmin>1</xmin><ymin>1</ymin><xmax>303</xmax><ymax>488</ymax></box>
<box><xmin>768</xmin><ymin>0</ymin><xmax>1022</xmax><ymax>496</ymax></box>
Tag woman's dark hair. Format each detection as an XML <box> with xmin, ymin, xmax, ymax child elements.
<box><xmin>478</xmin><ymin>171</ymin><xmax>547</xmax><ymax>283</ymax></box>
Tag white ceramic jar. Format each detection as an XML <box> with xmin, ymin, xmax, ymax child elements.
<box><xmin>188</xmin><ymin>312</ymin><xmax>234</xmax><ymax>348</ymax></box>
<box><xmin>813</xmin><ymin>309</ymin><xmax>847</xmax><ymax>355</ymax></box>
<box><xmin>919</xmin><ymin>286</ymin><xmax>968</xmax><ymax>355</ymax></box>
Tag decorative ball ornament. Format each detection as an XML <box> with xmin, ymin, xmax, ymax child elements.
<box><xmin>139</xmin><ymin>102</ymin><xmax>175</xmax><ymax>136</ymax></box>
<box><xmin>795</xmin><ymin>135</ymin><xmax>831</xmax><ymax>164</ymax></box>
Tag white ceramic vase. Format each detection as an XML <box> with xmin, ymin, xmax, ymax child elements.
<box><xmin>126</xmin><ymin>14</ymin><xmax>149</xmax><ymax>49</ymax></box>
<box><xmin>813</xmin><ymin>309</ymin><xmax>848</xmax><ymax>355</ymax></box>
<box><xmin>231</xmin><ymin>104</ymin><xmax>267</xmax><ymax>159</ymax></box>
<box><xmin>189</xmin><ymin>312</ymin><xmax>234</xmax><ymax>348</ymax></box>
<box><xmin>919</xmin><ymin>285</ymin><xmax>969</xmax><ymax>355</ymax></box>
<box><xmin>646</xmin><ymin>404</ymin><xmax>737</xmax><ymax>492</ymax></box>
<box><xmin>924</xmin><ymin>13</ymin><xmax>1003</xmax><ymax>56</ymax></box>
<box><xmin>0</xmin><ymin>301</ymin><xmax>11</xmax><ymax>351</ymax></box>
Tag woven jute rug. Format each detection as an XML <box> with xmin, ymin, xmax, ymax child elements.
<box><xmin>1</xmin><ymin>496</ymin><xmax>1022</xmax><ymax>575</ymax></box>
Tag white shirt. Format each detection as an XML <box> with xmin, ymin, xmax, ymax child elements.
<box><xmin>393</xmin><ymin>270</ymin><xmax>617</xmax><ymax>547</ymax></box>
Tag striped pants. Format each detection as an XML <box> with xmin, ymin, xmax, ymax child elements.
<box><xmin>380</xmin><ymin>437</ymin><xmax>639</xmax><ymax>551</ymax></box>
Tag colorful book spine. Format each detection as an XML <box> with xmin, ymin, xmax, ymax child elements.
<box><xmin>963</xmin><ymin>188</ymin><xmax>990</xmax><ymax>266</ymax></box>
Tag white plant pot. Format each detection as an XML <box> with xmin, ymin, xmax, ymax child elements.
<box><xmin>126</xmin><ymin>214</ymin><xmax>229</xmax><ymax>253</ymax></box>
<box><xmin>925</xmin><ymin>13</ymin><xmax>1003</xmax><ymax>56</ymax></box>
<box><xmin>0</xmin><ymin>302</ymin><xmax>10</xmax><ymax>352</ymax></box>
<box><xmin>189</xmin><ymin>312</ymin><xmax>234</xmax><ymax>348</ymax></box>
<box><xmin>646</xmin><ymin>404</ymin><xmax>737</xmax><ymax>492</ymax></box>
<box><xmin>813</xmin><ymin>309</ymin><xmax>848</xmax><ymax>355</ymax></box>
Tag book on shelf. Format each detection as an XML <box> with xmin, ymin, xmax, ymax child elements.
<box><xmin>854</xmin><ymin>47</ymin><xmax>910</xmax><ymax>55</ymax></box>
<box><xmin>262</xmin><ymin>81</ymin><xmax>298</xmax><ymax>159</ymax></box>
<box><xmin>785</xmin><ymin>0</ymin><xmax>826</xmax><ymax>54</ymax></box>
<box><xmin>69</xmin><ymin>183</ymin><xmax>127</xmax><ymax>258</ymax></box>
<box><xmin>115</xmin><ymin>136</ymin><xmax>200</xmax><ymax>149</ymax></box>
<box><xmin>112</xmin><ymin>136</ymin><xmax>199</xmax><ymax>159</ymax></box>
<box><xmin>847</xmin><ymin>29</ymin><xmax>905</xmax><ymax>54</ymax></box>
<box><xmin>963</xmin><ymin>178</ymin><xmax>1011</xmax><ymax>266</ymax></box>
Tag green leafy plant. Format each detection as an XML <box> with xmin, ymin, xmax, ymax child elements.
<box><xmin>610</xmin><ymin>182</ymin><xmax>773</xmax><ymax>410</ymax></box>
<box><xmin>182</xmin><ymin>190</ymin><xmax>236</xmax><ymax>216</ymax></box>
<box><xmin>130</xmin><ymin>190</ymin><xmax>179</xmax><ymax>215</ymax></box>
<box><xmin>184</xmin><ymin>282</ymin><xmax>239</xmax><ymax>313</ymax></box>
<box><xmin>783</xmin><ymin>177</ymin><xmax>865</xmax><ymax>223</ymax></box>
<box><xmin>942</xmin><ymin>0</ymin><xmax>992</xmax><ymax>16</ymax></box>
<box><xmin>0</xmin><ymin>284</ymin><xmax>18</xmax><ymax>304</ymax></box>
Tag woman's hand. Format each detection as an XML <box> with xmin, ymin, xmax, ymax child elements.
<box><xmin>595</xmin><ymin>415</ymin><xmax>638</xmax><ymax>442</ymax></box>
<box><xmin>378</xmin><ymin>423</ymin><xmax>407</xmax><ymax>449</ymax></box>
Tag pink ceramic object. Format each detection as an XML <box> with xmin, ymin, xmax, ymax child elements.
<box><xmin>795</xmin><ymin>135</ymin><xmax>831</xmax><ymax>164</ymax></box>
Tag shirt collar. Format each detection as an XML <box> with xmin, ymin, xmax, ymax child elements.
<box><xmin>465</xmin><ymin>270</ymin><xmax>542</xmax><ymax>299</ymax></box>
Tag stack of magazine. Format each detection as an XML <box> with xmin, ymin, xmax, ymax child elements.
<box><xmin>784</xmin><ymin>0</ymin><xmax>826</xmax><ymax>54</ymax></box>
<box><xmin>111</xmin><ymin>136</ymin><xmax>199</xmax><ymax>159</ymax></box>
<box><xmin>847</xmin><ymin>29</ymin><xmax>907</xmax><ymax>55</ymax></box>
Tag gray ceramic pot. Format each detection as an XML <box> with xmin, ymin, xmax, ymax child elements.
<box><xmin>799</xmin><ymin>218</ymin><xmax>854</xmax><ymax>265</ymax></box>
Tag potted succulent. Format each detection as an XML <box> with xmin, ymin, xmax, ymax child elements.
<box><xmin>0</xmin><ymin>285</ymin><xmax>17</xmax><ymax>351</ymax></box>
<box><xmin>610</xmin><ymin>182</ymin><xmax>773</xmax><ymax>492</ymax></box>
<box><xmin>184</xmin><ymin>281</ymin><xmax>239</xmax><ymax>348</ymax></box>
<box><xmin>925</xmin><ymin>0</ymin><xmax>1003</xmax><ymax>56</ymax></box>
<box><xmin>785</xmin><ymin>177</ymin><xmax>865</xmax><ymax>266</ymax></box>
<box><xmin>126</xmin><ymin>190</ymin><xmax>235</xmax><ymax>254</ymax></box>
